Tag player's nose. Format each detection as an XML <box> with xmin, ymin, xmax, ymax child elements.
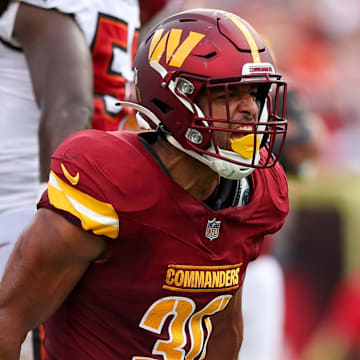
<box><xmin>235</xmin><ymin>94</ymin><xmax>258</xmax><ymax>117</ymax></box>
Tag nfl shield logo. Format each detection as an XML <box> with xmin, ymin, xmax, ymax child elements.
<box><xmin>205</xmin><ymin>218</ymin><xmax>221</xmax><ymax>241</ymax></box>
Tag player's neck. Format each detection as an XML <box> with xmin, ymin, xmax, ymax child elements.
<box><xmin>151</xmin><ymin>138</ymin><xmax>219</xmax><ymax>201</ymax></box>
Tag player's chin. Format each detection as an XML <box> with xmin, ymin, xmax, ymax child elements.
<box><xmin>223</xmin><ymin>142</ymin><xmax>234</xmax><ymax>152</ymax></box>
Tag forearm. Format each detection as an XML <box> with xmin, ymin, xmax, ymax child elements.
<box><xmin>0</xmin><ymin>342</ymin><xmax>22</xmax><ymax>360</ymax></box>
<box><xmin>13</xmin><ymin>3</ymin><xmax>94</xmax><ymax>182</ymax></box>
<box><xmin>0</xmin><ymin>313</ymin><xmax>25</xmax><ymax>360</ymax></box>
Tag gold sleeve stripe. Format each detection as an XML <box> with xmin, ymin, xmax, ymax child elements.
<box><xmin>48</xmin><ymin>171</ymin><xmax>119</xmax><ymax>239</ymax></box>
<box><xmin>225</xmin><ymin>13</ymin><xmax>261</xmax><ymax>63</ymax></box>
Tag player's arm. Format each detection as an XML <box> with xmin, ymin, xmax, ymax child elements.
<box><xmin>206</xmin><ymin>286</ymin><xmax>244</xmax><ymax>359</ymax></box>
<box><xmin>13</xmin><ymin>3</ymin><xmax>94</xmax><ymax>182</ymax></box>
<box><xmin>0</xmin><ymin>208</ymin><xmax>106</xmax><ymax>360</ymax></box>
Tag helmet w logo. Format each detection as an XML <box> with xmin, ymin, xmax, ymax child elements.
<box><xmin>148</xmin><ymin>28</ymin><xmax>205</xmax><ymax>67</ymax></box>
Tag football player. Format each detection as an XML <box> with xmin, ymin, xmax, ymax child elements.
<box><xmin>0</xmin><ymin>9</ymin><xmax>288</xmax><ymax>359</ymax></box>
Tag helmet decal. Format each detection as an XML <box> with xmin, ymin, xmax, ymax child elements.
<box><xmin>148</xmin><ymin>28</ymin><xmax>205</xmax><ymax>67</ymax></box>
<box><xmin>223</xmin><ymin>13</ymin><xmax>261</xmax><ymax>63</ymax></box>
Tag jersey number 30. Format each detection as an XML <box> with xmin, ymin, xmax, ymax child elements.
<box><xmin>133</xmin><ymin>295</ymin><xmax>231</xmax><ymax>360</ymax></box>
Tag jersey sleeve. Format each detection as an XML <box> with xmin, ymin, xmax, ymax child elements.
<box><xmin>0</xmin><ymin>0</ymin><xmax>89</xmax><ymax>45</ymax></box>
<box><xmin>0</xmin><ymin>2</ymin><xmax>20</xmax><ymax>42</ymax></box>
<box><xmin>38</xmin><ymin>130</ymin><xmax>119</xmax><ymax>240</ymax></box>
<box><xmin>16</xmin><ymin>0</ymin><xmax>91</xmax><ymax>14</ymax></box>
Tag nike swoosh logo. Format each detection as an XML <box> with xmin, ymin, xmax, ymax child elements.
<box><xmin>0</xmin><ymin>242</ymin><xmax>10</xmax><ymax>249</ymax></box>
<box><xmin>61</xmin><ymin>163</ymin><xmax>80</xmax><ymax>186</ymax></box>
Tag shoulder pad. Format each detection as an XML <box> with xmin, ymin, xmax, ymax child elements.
<box><xmin>48</xmin><ymin>130</ymin><xmax>120</xmax><ymax>239</ymax></box>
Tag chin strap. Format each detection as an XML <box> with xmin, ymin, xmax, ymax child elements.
<box><xmin>166</xmin><ymin>135</ymin><xmax>256</xmax><ymax>180</ymax></box>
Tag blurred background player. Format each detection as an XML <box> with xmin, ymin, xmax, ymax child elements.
<box><xmin>0</xmin><ymin>0</ymin><xmax>94</xmax><ymax>275</ymax></box>
<box><xmin>0</xmin><ymin>2</ymin><xmax>94</xmax><ymax>358</ymax></box>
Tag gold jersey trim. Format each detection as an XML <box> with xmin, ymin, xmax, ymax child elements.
<box><xmin>163</xmin><ymin>285</ymin><xmax>240</xmax><ymax>293</ymax></box>
<box><xmin>48</xmin><ymin>171</ymin><xmax>119</xmax><ymax>239</ymax></box>
<box><xmin>167</xmin><ymin>263</ymin><xmax>242</xmax><ymax>270</ymax></box>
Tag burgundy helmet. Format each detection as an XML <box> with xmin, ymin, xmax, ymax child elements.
<box><xmin>134</xmin><ymin>8</ymin><xmax>287</xmax><ymax>179</ymax></box>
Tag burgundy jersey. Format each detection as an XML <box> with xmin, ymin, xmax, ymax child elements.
<box><xmin>38</xmin><ymin>130</ymin><xmax>288</xmax><ymax>359</ymax></box>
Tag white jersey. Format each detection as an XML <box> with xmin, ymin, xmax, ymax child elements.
<box><xmin>0</xmin><ymin>0</ymin><xmax>140</xmax><ymax>213</ymax></box>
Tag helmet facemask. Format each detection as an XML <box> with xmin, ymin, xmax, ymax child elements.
<box><xmin>164</xmin><ymin>72</ymin><xmax>287</xmax><ymax>179</ymax></box>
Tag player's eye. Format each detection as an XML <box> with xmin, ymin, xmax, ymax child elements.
<box><xmin>213</xmin><ymin>92</ymin><xmax>227</xmax><ymax>101</ymax></box>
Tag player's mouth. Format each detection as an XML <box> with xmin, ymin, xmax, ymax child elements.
<box><xmin>230</xmin><ymin>123</ymin><xmax>259</xmax><ymax>159</ymax></box>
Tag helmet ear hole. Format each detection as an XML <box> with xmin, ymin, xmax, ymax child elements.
<box><xmin>152</xmin><ymin>99</ymin><xmax>173</xmax><ymax>114</ymax></box>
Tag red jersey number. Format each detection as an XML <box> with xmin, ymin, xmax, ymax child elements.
<box><xmin>91</xmin><ymin>13</ymin><xmax>139</xmax><ymax>130</ymax></box>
